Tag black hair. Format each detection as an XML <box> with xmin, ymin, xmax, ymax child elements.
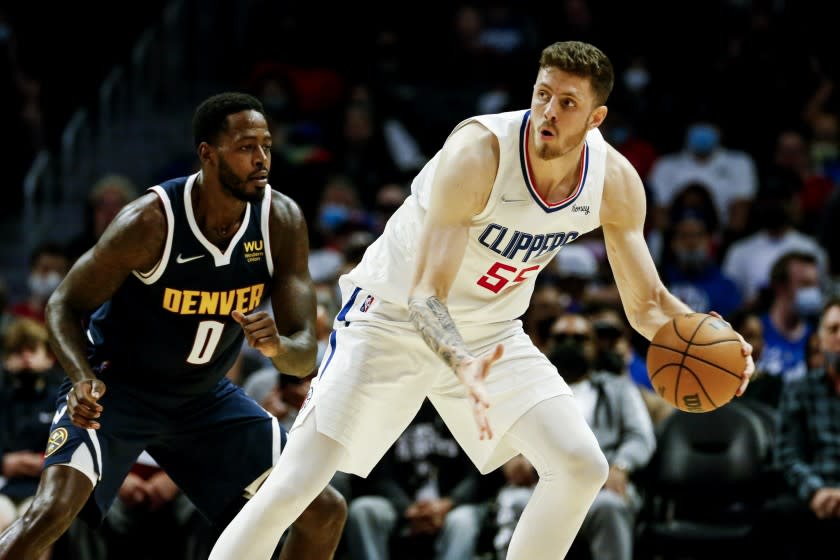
<box><xmin>192</xmin><ymin>92</ymin><xmax>267</xmax><ymax>148</ymax></box>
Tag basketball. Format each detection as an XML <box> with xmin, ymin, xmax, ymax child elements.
<box><xmin>646</xmin><ymin>313</ymin><xmax>745</xmax><ymax>413</ymax></box>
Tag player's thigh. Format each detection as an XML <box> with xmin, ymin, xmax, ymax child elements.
<box><xmin>150</xmin><ymin>381</ymin><xmax>282</xmax><ymax>524</ymax></box>
<box><xmin>299</xmin><ymin>316</ymin><xmax>437</xmax><ymax>476</ymax></box>
<box><xmin>429</xmin><ymin>329</ymin><xmax>572</xmax><ymax>473</ymax></box>
<box><xmin>44</xmin><ymin>386</ymin><xmax>152</xmax><ymax>525</ymax></box>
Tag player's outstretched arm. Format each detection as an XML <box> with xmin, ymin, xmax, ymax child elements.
<box><xmin>599</xmin><ymin>148</ymin><xmax>691</xmax><ymax>341</ymax></box>
<box><xmin>256</xmin><ymin>191</ymin><xmax>317</xmax><ymax>377</ymax></box>
<box><xmin>407</xmin><ymin>123</ymin><xmax>504</xmax><ymax>440</ymax></box>
<box><xmin>46</xmin><ymin>193</ymin><xmax>166</xmax><ymax>428</ymax></box>
<box><xmin>600</xmin><ymin>149</ymin><xmax>754</xmax><ymax>390</ymax></box>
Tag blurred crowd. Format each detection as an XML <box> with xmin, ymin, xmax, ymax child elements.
<box><xmin>3</xmin><ymin>1</ymin><xmax>840</xmax><ymax>559</ymax></box>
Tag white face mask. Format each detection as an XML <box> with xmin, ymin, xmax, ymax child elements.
<box><xmin>795</xmin><ymin>285</ymin><xmax>823</xmax><ymax>318</ymax></box>
<box><xmin>28</xmin><ymin>271</ymin><xmax>62</xmax><ymax>299</ymax></box>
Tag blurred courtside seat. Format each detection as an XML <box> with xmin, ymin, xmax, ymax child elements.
<box><xmin>634</xmin><ymin>400</ymin><xmax>771</xmax><ymax>559</ymax></box>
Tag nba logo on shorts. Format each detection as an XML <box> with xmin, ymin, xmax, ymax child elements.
<box><xmin>359</xmin><ymin>295</ymin><xmax>375</xmax><ymax>313</ymax></box>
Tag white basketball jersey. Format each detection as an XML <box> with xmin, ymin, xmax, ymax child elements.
<box><xmin>346</xmin><ymin>109</ymin><xmax>608</xmax><ymax>324</ymax></box>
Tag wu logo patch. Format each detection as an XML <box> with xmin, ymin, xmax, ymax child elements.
<box><xmin>243</xmin><ymin>239</ymin><xmax>265</xmax><ymax>263</ymax></box>
<box><xmin>45</xmin><ymin>427</ymin><xmax>68</xmax><ymax>457</ymax></box>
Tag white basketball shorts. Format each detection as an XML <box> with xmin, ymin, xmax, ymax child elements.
<box><xmin>291</xmin><ymin>278</ymin><xmax>571</xmax><ymax>477</ymax></box>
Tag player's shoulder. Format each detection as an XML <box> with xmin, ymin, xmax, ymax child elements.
<box><xmin>267</xmin><ymin>188</ymin><xmax>304</xmax><ymax>221</ymax></box>
<box><xmin>113</xmin><ymin>190</ymin><xmax>167</xmax><ymax>236</ymax></box>
<box><xmin>599</xmin><ymin>142</ymin><xmax>647</xmax><ymax>225</ymax></box>
<box><xmin>266</xmin><ymin>188</ymin><xmax>307</xmax><ymax>238</ymax></box>
<box><xmin>443</xmin><ymin>119</ymin><xmax>500</xmax><ymax>169</ymax></box>
<box><xmin>603</xmin><ymin>142</ymin><xmax>646</xmax><ymax>197</ymax></box>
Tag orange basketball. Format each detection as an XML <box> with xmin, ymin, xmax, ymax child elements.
<box><xmin>646</xmin><ymin>313</ymin><xmax>745</xmax><ymax>413</ymax></box>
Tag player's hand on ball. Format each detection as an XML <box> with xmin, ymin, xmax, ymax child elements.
<box><xmin>232</xmin><ymin>310</ymin><xmax>287</xmax><ymax>358</ymax></box>
<box><xmin>67</xmin><ymin>379</ymin><xmax>106</xmax><ymax>429</ymax></box>
<box><xmin>456</xmin><ymin>343</ymin><xmax>503</xmax><ymax>441</ymax></box>
<box><xmin>709</xmin><ymin>311</ymin><xmax>755</xmax><ymax>396</ymax></box>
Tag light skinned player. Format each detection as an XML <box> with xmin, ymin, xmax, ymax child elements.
<box><xmin>209</xmin><ymin>41</ymin><xmax>754</xmax><ymax>560</ymax></box>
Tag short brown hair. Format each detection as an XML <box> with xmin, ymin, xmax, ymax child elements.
<box><xmin>539</xmin><ymin>41</ymin><xmax>614</xmax><ymax>106</ymax></box>
<box><xmin>3</xmin><ymin>318</ymin><xmax>49</xmax><ymax>355</ymax></box>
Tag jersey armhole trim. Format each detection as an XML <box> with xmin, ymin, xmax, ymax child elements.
<box><xmin>262</xmin><ymin>187</ymin><xmax>274</xmax><ymax>277</ymax></box>
<box><xmin>132</xmin><ymin>185</ymin><xmax>173</xmax><ymax>284</ymax></box>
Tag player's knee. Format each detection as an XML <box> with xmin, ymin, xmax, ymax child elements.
<box><xmin>299</xmin><ymin>485</ymin><xmax>347</xmax><ymax>534</ymax></box>
<box><xmin>568</xmin><ymin>439</ymin><xmax>609</xmax><ymax>489</ymax></box>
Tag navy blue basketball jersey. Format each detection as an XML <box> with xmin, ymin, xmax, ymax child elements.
<box><xmin>86</xmin><ymin>173</ymin><xmax>274</xmax><ymax>395</ymax></box>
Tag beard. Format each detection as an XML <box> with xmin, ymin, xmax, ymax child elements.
<box><xmin>534</xmin><ymin>122</ymin><xmax>589</xmax><ymax>160</ymax></box>
<box><xmin>218</xmin><ymin>157</ymin><xmax>266</xmax><ymax>203</ymax></box>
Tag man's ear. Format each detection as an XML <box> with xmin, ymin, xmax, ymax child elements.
<box><xmin>589</xmin><ymin>106</ymin><xmax>608</xmax><ymax>130</ymax></box>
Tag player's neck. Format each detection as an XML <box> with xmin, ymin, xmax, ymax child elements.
<box><xmin>527</xmin><ymin>139</ymin><xmax>585</xmax><ymax>203</ymax></box>
<box><xmin>192</xmin><ymin>174</ymin><xmax>247</xmax><ymax>240</ymax></box>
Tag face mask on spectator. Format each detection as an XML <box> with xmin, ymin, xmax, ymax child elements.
<box><xmin>549</xmin><ymin>340</ymin><xmax>590</xmax><ymax>383</ymax></box>
<box><xmin>9</xmin><ymin>368</ymin><xmax>46</xmax><ymax>394</ymax></box>
<box><xmin>595</xmin><ymin>350</ymin><xmax>625</xmax><ymax>375</ymax></box>
<box><xmin>674</xmin><ymin>247</ymin><xmax>709</xmax><ymax>271</ymax></box>
<box><xmin>28</xmin><ymin>271</ymin><xmax>62</xmax><ymax>299</ymax></box>
<box><xmin>795</xmin><ymin>286</ymin><xmax>823</xmax><ymax>318</ymax></box>
<box><xmin>686</xmin><ymin>124</ymin><xmax>719</xmax><ymax>156</ymax></box>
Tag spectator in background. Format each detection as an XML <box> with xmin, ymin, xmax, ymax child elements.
<box><xmin>332</xmin><ymin>97</ymin><xmax>403</xmax><ymax>200</ymax></box>
<box><xmin>584</xmin><ymin>304</ymin><xmax>673</xmax><ymax>427</ymax></box>
<box><xmin>722</xmin><ymin>178</ymin><xmax>829</xmax><ymax>307</ymax></box>
<box><xmin>758</xmin><ymin>298</ymin><xmax>840</xmax><ymax>559</ymax></box>
<box><xmin>9</xmin><ymin>243</ymin><xmax>70</xmax><ymax>324</ymax></box>
<box><xmin>344</xmin><ymin>398</ymin><xmax>501</xmax><ymax>560</ymax></box>
<box><xmin>756</xmin><ymin>251</ymin><xmax>822</xmax><ymax>383</ymax></box>
<box><xmin>648</xmin><ymin>121</ymin><xmax>758</xmax><ymax>240</ymax></box>
<box><xmin>553</xmin><ymin>244</ymin><xmax>600</xmax><ymax>313</ymax></box>
<box><xmin>65</xmin><ymin>174</ymin><xmax>137</xmax><ymax>264</ymax></box>
<box><xmin>807</xmin><ymin>112</ymin><xmax>840</xmax><ymax>185</ymax></box>
<box><xmin>661</xmin><ymin>208</ymin><xmax>742</xmax><ymax>318</ymax></box>
<box><xmin>521</xmin><ymin>277</ymin><xmax>565</xmax><ymax>354</ymax></box>
<box><xmin>371</xmin><ymin>182</ymin><xmax>409</xmax><ymax>235</ymax></box>
<box><xmin>0</xmin><ymin>318</ymin><xmax>63</xmax><ymax>556</ymax></box>
<box><xmin>770</xmin><ymin>129</ymin><xmax>835</xmax><ymax>235</ymax></box>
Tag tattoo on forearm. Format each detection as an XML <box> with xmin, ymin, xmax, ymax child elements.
<box><xmin>408</xmin><ymin>296</ymin><xmax>470</xmax><ymax>371</ymax></box>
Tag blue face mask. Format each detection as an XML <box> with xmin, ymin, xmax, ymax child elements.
<box><xmin>795</xmin><ymin>286</ymin><xmax>823</xmax><ymax>318</ymax></box>
<box><xmin>686</xmin><ymin>125</ymin><xmax>720</xmax><ymax>156</ymax></box>
<box><xmin>318</xmin><ymin>204</ymin><xmax>350</xmax><ymax>232</ymax></box>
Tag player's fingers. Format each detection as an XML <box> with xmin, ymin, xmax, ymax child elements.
<box><xmin>249</xmin><ymin>326</ymin><xmax>277</xmax><ymax>341</ymax></box>
<box><xmin>736</xmin><ymin>356</ymin><xmax>755</xmax><ymax>396</ymax></box>
<box><xmin>90</xmin><ymin>379</ymin><xmax>104</xmax><ymax>399</ymax></box>
<box><xmin>741</xmin><ymin>340</ymin><xmax>753</xmax><ymax>358</ymax></box>
<box><xmin>471</xmin><ymin>384</ymin><xmax>491</xmax><ymax>409</ymax></box>
<box><xmin>479</xmin><ymin>410</ymin><xmax>493</xmax><ymax>440</ymax></box>
<box><xmin>231</xmin><ymin>310</ymin><xmax>247</xmax><ymax>324</ymax></box>
<box><xmin>708</xmin><ymin>310</ymin><xmax>729</xmax><ymax>326</ymax></box>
